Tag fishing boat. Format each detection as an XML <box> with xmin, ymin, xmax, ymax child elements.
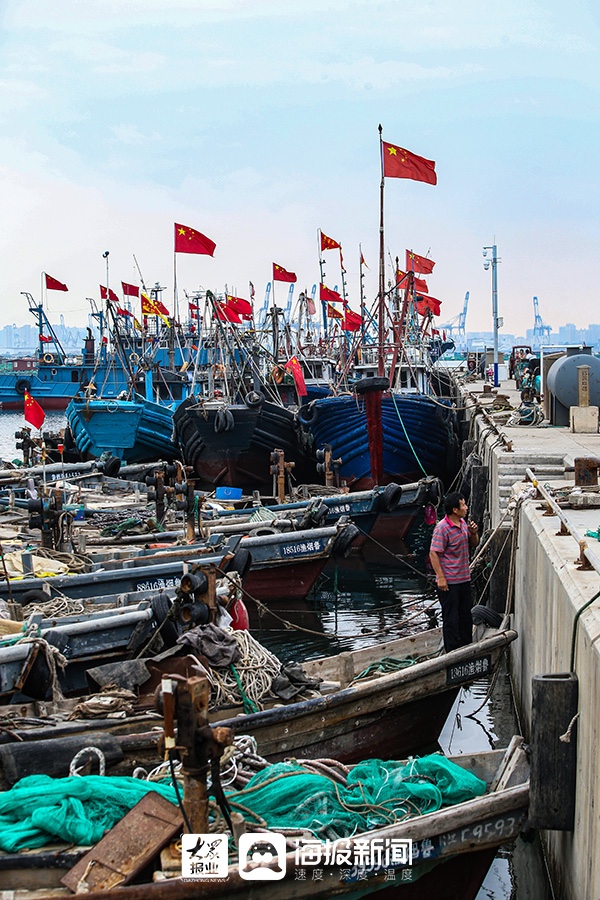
<box><xmin>0</xmin><ymin>521</ymin><xmax>359</xmax><ymax>607</ymax></box>
<box><xmin>0</xmin><ymin>612</ymin><xmax>517</xmax><ymax>772</ymax></box>
<box><xmin>0</xmin><ymin>736</ymin><xmax>530</xmax><ymax>900</ymax></box>
<box><xmin>65</xmin><ymin>394</ymin><xmax>180</xmax><ymax>464</ymax></box>
<box><xmin>0</xmin><ymin>292</ymin><xmax>196</xmax><ymax>413</ymax></box>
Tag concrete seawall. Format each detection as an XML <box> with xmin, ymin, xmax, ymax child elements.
<box><xmin>455</xmin><ymin>375</ymin><xmax>600</xmax><ymax>900</ymax></box>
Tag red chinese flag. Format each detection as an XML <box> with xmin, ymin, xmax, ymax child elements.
<box><xmin>39</xmin><ymin>334</ymin><xmax>53</xmax><ymax>343</ymax></box>
<box><xmin>382</xmin><ymin>142</ymin><xmax>437</xmax><ymax>185</ymax></box>
<box><xmin>320</xmin><ymin>231</ymin><xmax>340</xmax><ymax>251</ymax></box>
<box><xmin>307</xmin><ymin>296</ymin><xmax>316</xmax><ymax>316</ymax></box>
<box><xmin>122</xmin><ymin>281</ymin><xmax>140</xmax><ymax>297</ymax></box>
<box><xmin>342</xmin><ymin>309</ymin><xmax>362</xmax><ymax>332</ymax></box>
<box><xmin>23</xmin><ymin>391</ymin><xmax>45</xmax><ymax>430</ymax></box>
<box><xmin>416</xmin><ymin>295</ymin><xmax>442</xmax><ymax>317</ymax></box>
<box><xmin>100</xmin><ymin>285</ymin><xmax>120</xmax><ymax>303</ymax></box>
<box><xmin>45</xmin><ymin>274</ymin><xmax>68</xmax><ymax>292</ymax></box>
<box><xmin>189</xmin><ymin>303</ymin><xmax>201</xmax><ymax>312</ymax></box>
<box><xmin>215</xmin><ymin>303</ymin><xmax>241</xmax><ymax>324</ymax></box>
<box><xmin>320</xmin><ymin>284</ymin><xmax>342</xmax><ymax>304</ymax></box>
<box><xmin>226</xmin><ymin>295</ymin><xmax>253</xmax><ymax>318</ymax></box>
<box><xmin>174</xmin><ymin>223</ymin><xmax>216</xmax><ymax>256</ymax></box>
<box><xmin>415</xmin><ymin>276</ymin><xmax>429</xmax><ymax>294</ymax></box>
<box><xmin>360</xmin><ymin>251</ymin><xmax>369</xmax><ymax>269</ymax></box>
<box><xmin>327</xmin><ymin>302</ymin><xmax>344</xmax><ymax>320</ymax></box>
<box><xmin>406</xmin><ymin>250</ymin><xmax>435</xmax><ymax>275</ymax></box>
<box><xmin>116</xmin><ymin>307</ymin><xmax>132</xmax><ymax>317</ymax></box>
<box><xmin>273</xmin><ymin>263</ymin><xmax>297</xmax><ymax>283</ymax></box>
<box><xmin>284</xmin><ymin>356</ymin><xmax>307</xmax><ymax>397</ymax></box>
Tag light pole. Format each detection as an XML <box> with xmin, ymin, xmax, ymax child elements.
<box><xmin>483</xmin><ymin>244</ymin><xmax>501</xmax><ymax>387</ymax></box>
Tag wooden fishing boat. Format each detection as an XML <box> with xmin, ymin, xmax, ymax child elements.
<box><xmin>213</xmin><ymin>619</ymin><xmax>517</xmax><ymax>763</ymax></box>
<box><xmin>0</xmin><ymin>618</ymin><xmax>517</xmax><ymax>781</ymax></box>
<box><xmin>0</xmin><ymin>521</ymin><xmax>359</xmax><ymax>608</ymax></box>
<box><xmin>0</xmin><ymin>737</ymin><xmax>530</xmax><ymax>900</ymax></box>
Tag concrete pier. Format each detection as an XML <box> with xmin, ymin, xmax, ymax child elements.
<box><xmin>455</xmin><ymin>374</ymin><xmax>600</xmax><ymax>900</ymax></box>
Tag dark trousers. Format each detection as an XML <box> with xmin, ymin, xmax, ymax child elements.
<box><xmin>437</xmin><ymin>581</ymin><xmax>473</xmax><ymax>652</ymax></box>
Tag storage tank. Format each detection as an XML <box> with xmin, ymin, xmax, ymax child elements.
<box><xmin>546</xmin><ymin>347</ymin><xmax>600</xmax><ymax>426</ymax></box>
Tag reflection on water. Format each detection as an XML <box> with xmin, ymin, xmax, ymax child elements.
<box><xmin>254</xmin><ymin>557</ymin><xmax>439</xmax><ymax>664</ymax></box>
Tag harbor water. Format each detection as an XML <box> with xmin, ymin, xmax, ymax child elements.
<box><xmin>0</xmin><ymin>411</ymin><xmax>552</xmax><ymax>898</ymax></box>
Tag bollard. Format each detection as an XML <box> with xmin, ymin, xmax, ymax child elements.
<box><xmin>529</xmin><ymin>672</ymin><xmax>578</xmax><ymax>831</ymax></box>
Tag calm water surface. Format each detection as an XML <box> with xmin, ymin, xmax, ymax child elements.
<box><xmin>0</xmin><ymin>411</ymin><xmax>552</xmax><ymax>898</ymax></box>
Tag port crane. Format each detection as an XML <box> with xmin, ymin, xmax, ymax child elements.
<box><xmin>439</xmin><ymin>292</ymin><xmax>469</xmax><ymax>349</ymax></box>
<box><xmin>532</xmin><ymin>296</ymin><xmax>551</xmax><ymax>346</ymax></box>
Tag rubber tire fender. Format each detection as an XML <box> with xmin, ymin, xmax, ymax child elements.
<box><xmin>471</xmin><ymin>604</ymin><xmax>503</xmax><ymax>628</ymax></box>
<box><xmin>331</xmin><ymin>523</ymin><xmax>360</xmax><ymax>558</ymax></box>
<box><xmin>224</xmin><ymin>409</ymin><xmax>235</xmax><ymax>432</ymax></box>
<box><xmin>19</xmin><ymin>588</ymin><xmax>52</xmax><ymax>606</ymax></box>
<box><xmin>228</xmin><ymin>546</ymin><xmax>253</xmax><ymax>580</ymax></box>
<box><xmin>297</xmin><ymin>403</ymin><xmax>318</xmax><ymax>427</ymax></box>
<box><xmin>379</xmin><ymin>483</ymin><xmax>403</xmax><ymax>513</ymax></box>
<box><xmin>244</xmin><ymin>391</ymin><xmax>265</xmax><ymax>410</ymax></box>
<box><xmin>354</xmin><ymin>376</ymin><xmax>390</xmax><ymax>395</ymax></box>
<box><xmin>15</xmin><ymin>378</ymin><xmax>31</xmax><ymax>395</ymax></box>
<box><xmin>214</xmin><ymin>409</ymin><xmax>226</xmax><ymax>434</ymax></box>
<box><xmin>150</xmin><ymin>593</ymin><xmax>180</xmax><ymax>647</ymax></box>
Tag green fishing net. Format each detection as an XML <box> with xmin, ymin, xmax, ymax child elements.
<box><xmin>227</xmin><ymin>755</ymin><xmax>486</xmax><ymax>841</ymax></box>
<box><xmin>0</xmin><ymin>775</ymin><xmax>178</xmax><ymax>852</ymax></box>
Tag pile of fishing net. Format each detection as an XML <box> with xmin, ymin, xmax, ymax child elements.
<box><xmin>0</xmin><ymin>775</ymin><xmax>177</xmax><ymax>852</ymax></box>
<box><xmin>226</xmin><ymin>755</ymin><xmax>487</xmax><ymax>840</ymax></box>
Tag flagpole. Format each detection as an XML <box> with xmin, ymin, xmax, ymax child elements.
<box><xmin>102</xmin><ymin>251</ymin><xmax>110</xmax><ymax>360</ymax></box>
<box><xmin>359</xmin><ymin>246</ymin><xmax>366</xmax><ymax>339</ymax></box>
<box><xmin>173</xmin><ymin>251</ymin><xmax>178</xmax><ymax>326</ymax></box>
<box><xmin>378</xmin><ymin>124</ymin><xmax>385</xmax><ymax>376</ymax></box>
<box><xmin>318</xmin><ymin>229</ymin><xmax>327</xmax><ymax>336</ymax></box>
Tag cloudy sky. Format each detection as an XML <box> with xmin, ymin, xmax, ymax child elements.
<box><xmin>0</xmin><ymin>0</ymin><xmax>598</xmax><ymax>337</ymax></box>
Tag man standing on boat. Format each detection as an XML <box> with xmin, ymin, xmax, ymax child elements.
<box><xmin>429</xmin><ymin>492</ymin><xmax>479</xmax><ymax>652</ymax></box>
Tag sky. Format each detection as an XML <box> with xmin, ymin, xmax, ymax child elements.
<box><xmin>0</xmin><ymin>0</ymin><xmax>598</xmax><ymax>338</ymax></box>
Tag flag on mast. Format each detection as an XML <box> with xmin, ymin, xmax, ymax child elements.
<box><xmin>382</xmin><ymin>142</ymin><xmax>437</xmax><ymax>185</ymax></box>
<box><xmin>174</xmin><ymin>223</ymin><xmax>216</xmax><ymax>256</ymax></box>
<box><xmin>24</xmin><ymin>392</ymin><xmax>45</xmax><ymax>429</ymax></box>
<box><xmin>45</xmin><ymin>274</ymin><xmax>68</xmax><ymax>292</ymax></box>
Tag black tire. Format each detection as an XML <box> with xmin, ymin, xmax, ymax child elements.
<box><xmin>150</xmin><ymin>593</ymin><xmax>180</xmax><ymax>647</ymax></box>
<box><xmin>214</xmin><ymin>409</ymin><xmax>224</xmax><ymax>433</ymax></box>
<box><xmin>331</xmin><ymin>523</ymin><xmax>360</xmax><ymax>557</ymax></box>
<box><xmin>244</xmin><ymin>390</ymin><xmax>265</xmax><ymax>410</ymax></box>
<box><xmin>228</xmin><ymin>546</ymin><xmax>253</xmax><ymax>579</ymax></box>
<box><xmin>354</xmin><ymin>376</ymin><xmax>390</xmax><ymax>395</ymax></box>
<box><xmin>471</xmin><ymin>604</ymin><xmax>503</xmax><ymax>628</ymax></box>
<box><xmin>101</xmin><ymin>455</ymin><xmax>122</xmax><ymax>478</ymax></box>
<box><xmin>15</xmin><ymin>378</ymin><xmax>31</xmax><ymax>395</ymax></box>
<box><xmin>297</xmin><ymin>403</ymin><xmax>318</xmax><ymax>427</ymax></box>
<box><xmin>248</xmin><ymin>526</ymin><xmax>278</xmax><ymax>537</ymax></box>
<box><xmin>379</xmin><ymin>483</ymin><xmax>403</xmax><ymax>513</ymax></box>
<box><xmin>224</xmin><ymin>409</ymin><xmax>235</xmax><ymax>432</ymax></box>
<box><xmin>19</xmin><ymin>589</ymin><xmax>51</xmax><ymax>606</ymax></box>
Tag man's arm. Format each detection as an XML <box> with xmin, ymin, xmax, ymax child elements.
<box><xmin>467</xmin><ymin>520</ymin><xmax>479</xmax><ymax>547</ymax></box>
<box><xmin>429</xmin><ymin>549</ymin><xmax>448</xmax><ymax>591</ymax></box>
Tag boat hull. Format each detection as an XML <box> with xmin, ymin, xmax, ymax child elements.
<box><xmin>174</xmin><ymin>396</ymin><xmax>317</xmax><ymax>491</ymax></box>
<box><xmin>66</xmin><ymin>397</ymin><xmax>178</xmax><ymax>463</ymax></box>
<box><xmin>305</xmin><ymin>393</ymin><xmax>460</xmax><ymax>489</ymax></box>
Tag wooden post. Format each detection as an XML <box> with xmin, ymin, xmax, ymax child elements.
<box><xmin>529</xmin><ymin>672</ymin><xmax>578</xmax><ymax>831</ymax></box>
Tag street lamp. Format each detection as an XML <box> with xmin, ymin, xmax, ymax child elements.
<box><xmin>483</xmin><ymin>244</ymin><xmax>501</xmax><ymax>387</ymax></box>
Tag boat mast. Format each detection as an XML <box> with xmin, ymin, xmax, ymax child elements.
<box><xmin>378</xmin><ymin>124</ymin><xmax>385</xmax><ymax>377</ymax></box>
